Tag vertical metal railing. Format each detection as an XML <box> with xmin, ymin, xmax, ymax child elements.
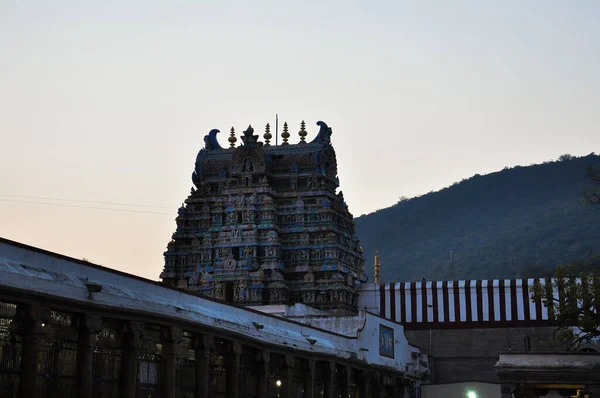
<box><xmin>35</xmin><ymin>311</ymin><xmax>78</xmax><ymax>398</ymax></box>
<box><xmin>175</xmin><ymin>356</ymin><xmax>195</xmax><ymax>398</ymax></box>
<box><xmin>239</xmin><ymin>348</ymin><xmax>257</xmax><ymax>398</ymax></box>
<box><xmin>0</xmin><ymin>302</ymin><xmax>20</xmax><ymax>398</ymax></box>
<box><xmin>210</xmin><ymin>351</ymin><xmax>227</xmax><ymax>398</ymax></box>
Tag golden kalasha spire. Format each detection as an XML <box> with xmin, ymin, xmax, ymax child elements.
<box><xmin>374</xmin><ymin>250</ymin><xmax>381</xmax><ymax>284</ymax></box>
<box><xmin>228</xmin><ymin>127</ymin><xmax>237</xmax><ymax>148</ymax></box>
<box><xmin>298</xmin><ymin>120</ymin><xmax>307</xmax><ymax>143</ymax></box>
<box><xmin>281</xmin><ymin>122</ymin><xmax>290</xmax><ymax>145</ymax></box>
<box><xmin>264</xmin><ymin>123</ymin><xmax>272</xmax><ymax>145</ymax></box>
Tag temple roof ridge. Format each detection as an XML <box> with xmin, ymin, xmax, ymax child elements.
<box><xmin>201</xmin><ymin>120</ymin><xmax>333</xmax><ymax>152</ymax></box>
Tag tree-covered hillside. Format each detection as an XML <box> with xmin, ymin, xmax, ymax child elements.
<box><xmin>354</xmin><ymin>154</ymin><xmax>600</xmax><ymax>282</ymax></box>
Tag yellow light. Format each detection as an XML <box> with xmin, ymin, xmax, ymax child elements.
<box><xmin>276</xmin><ymin>380</ymin><xmax>282</xmax><ymax>387</ymax></box>
<box><xmin>467</xmin><ymin>391</ymin><xmax>477</xmax><ymax>398</ymax></box>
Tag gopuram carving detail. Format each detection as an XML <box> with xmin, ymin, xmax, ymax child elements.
<box><xmin>161</xmin><ymin>121</ymin><xmax>367</xmax><ymax>313</ymax></box>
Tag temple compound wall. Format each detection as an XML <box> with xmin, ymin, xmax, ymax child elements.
<box><xmin>0</xmin><ymin>236</ymin><xmax>427</xmax><ymax>398</ymax></box>
<box><xmin>358</xmin><ymin>281</ymin><xmax>569</xmax><ymax>392</ymax></box>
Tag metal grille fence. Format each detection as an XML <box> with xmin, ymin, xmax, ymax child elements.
<box><xmin>136</xmin><ymin>325</ymin><xmax>162</xmax><ymax>398</ymax></box>
<box><xmin>265</xmin><ymin>371</ymin><xmax>280</xmax><ymax>398</ymax></box>
<box><xmin>0</xmin><ymin>302</ymin><xmax>20</xmax><ymax>398</ymax></box>
<box><xmin>92</xmin><ymin>347</ymin><xmax>122</xmax><ymax>398</ymax></box>
<box><xmin>348</xmin><ymin>374</ymin><xmax>357</xmax><ymax>398</ymax></box>
<box><xmin>175</xmin><ymin>356</ymin><xmax>195</xmax><ymax>398</ymax></box>
<box><xmin>404</xmin><ymin>385</ymin><xmax>420</xmax><ymax>398</ymax></box>
<box><xmin>290</xmin><ymin>375</ymin><xmax>305</xmax><ymax>398</ymax></box>
<box><xmin>239</xmin><ymin>349</ymin><xmax>257</xmax><ymax>398</ymax></box>
<box><xmin>36</xmin><ymin>338</ymin><xmax>78</xmax><ymax>398</ymax></box>
<box><xmin>35</xmin><ymin>311</ymin><xmax>78</xmax><ymax>398</ymax></box>
<box><xmin>210</xmin><ymin>352</ymin><xmax>227</xmax><ymax>398</ymax></box>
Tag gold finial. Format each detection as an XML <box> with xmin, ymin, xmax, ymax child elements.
<box><xmin>228</xmin><ymin>127</ymin><xmax>237</xmax><ymax>148</ymax></box>
<box><xmin>281</xmin><ymin>122</ymin><xmax>290</xmax><ymax>145</ymax></box>
<box><xmin>298</xmin><ymin>120</ymin><xmax>307</xmax><ymax>143</ymax></box>
<box><xmin>264</xmin><ymin>123</ymin><xmax>272</xmax><ymax>145</ymax></box>
<box><xmin>374</xmin><ymin>250</ymin><xmax>381</xmax><ymax>284</ymax></box>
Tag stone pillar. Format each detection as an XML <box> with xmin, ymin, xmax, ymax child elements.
<box><xmin>226</xmin><ymin>341</ymin><xmax>242</xmax><ymax>398</ymax></box>
<box><xmin>304</xmin><ymin>359</ymin><xmax>315</xmax><ymax>398</ymax></box>
<box><xmin>279</xmin><ymin>354</ymin><xmax>294</xmax><ymax>398</ymax></box>
<box><xmin>357</xmin><ymin>370</ymin><xmax>370</xmax><ymax>398</ymax></box>
<box><xmin>323</xmin><ymin>362</ymin><xmax>335</xmax><ymax>398</ymax></box>
<box><xmin>161</xmin><ymin>325</ymin><xmax>182</xmax><ymax>398</ymax></box>
<box><xmin>193</xmin><ymin>335</ymin><xmax>214</xmax><ymax>398</ymax></box>
<box><xmin>18</xmin><ymin>304</ymin><xmax>48</xmax><ymax>398</ymax></box>
<box><xmin>77</xmin><ymin>314</ymin><xmax>102</xmax><ymax>398</ymax></box>
<box><xmin>256</xmin><ymin>351</ymin><xmax>270</xmax><ymax>398</ymax></box>
<box><xmin>121</xmin><ymin>321</ymin><xmax>144</xmax><ymax>398</ymax></box>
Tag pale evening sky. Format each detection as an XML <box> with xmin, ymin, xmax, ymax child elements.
<box><xmin>1</xmin><ymin>1</ymin><xmax>599</xmax><ymax>280</ymax></box>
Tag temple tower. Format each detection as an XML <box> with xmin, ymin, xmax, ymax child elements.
<box><xmin>160</xmin><ymin>121</ymin><xmax>367</xmax><ymax>313</ymax></box>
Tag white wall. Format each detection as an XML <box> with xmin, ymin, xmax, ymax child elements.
<box><xmin>358</xmin><ymin>312</ymin><xmax>421</xmax><ymax>373</ymax></box>
<box><xmin>292</xmin><ymin>310</ymin><xmax>426</xmax><ymax>376</ymax></box>
<box><xmin>358</xmin><ymin>282</ymin><xmax>381</xmax><ymax>313</ymax></box>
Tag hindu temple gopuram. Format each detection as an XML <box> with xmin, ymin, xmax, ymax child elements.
<box><xmin>160</xmin><ymin>120</ymin><xmax>367</xmax><ymax>313</ymax></box>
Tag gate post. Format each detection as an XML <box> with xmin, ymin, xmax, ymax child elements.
<box><xmin>77</xmin><ymin>314</ymin><xmax>102</xmax><ymax>398</ymax></box>
<box><xmin>161</xmin><ymin>325</ymin><xmax>182</xmax><ymax>398</ymax></box>
<box><xmin>226</xmin><ymin>341</ymin><xmax>242</xmax><ymax>398</ymax></box>
<box><xmin>193</xmin><ymin>335</ymin><xmax>214</xmax><ymax>398</ymax></box>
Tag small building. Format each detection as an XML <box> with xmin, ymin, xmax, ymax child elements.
<box><xmin>495</xmin><ymin>352</ymin><xmax>600</xmax><ymax>397</ymax></box>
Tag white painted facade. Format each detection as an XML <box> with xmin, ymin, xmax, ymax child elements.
<box><xmin>252</xmin><ymin>303</ymin><xmax>427</xmax><ymax>376</ymax></box>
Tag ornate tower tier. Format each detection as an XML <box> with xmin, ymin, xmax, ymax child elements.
<box><xmin>161</xmin><ymin>121</ymin><xmax>367</xmax><ymax>313</ymax></box>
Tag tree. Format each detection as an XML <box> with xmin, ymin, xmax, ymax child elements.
<box><xmin>533</xmin><ymin>163</ymin><xmax>600</xmax><ymax>349</ymax></box>
<box><xmin>532</xmin><ymin>262</ymin><xmax>600</xmax><ymax>349</ymax></box>
<box><xmin>584</xmin><ymin>165</ymin><xmax>600</xmax><ymax>206</ymax></box>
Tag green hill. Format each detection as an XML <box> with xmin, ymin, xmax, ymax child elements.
<box><xmin>354</xmin><ymin>154</ymin><xmax>600</xmax><ymax>282</ymax></box>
